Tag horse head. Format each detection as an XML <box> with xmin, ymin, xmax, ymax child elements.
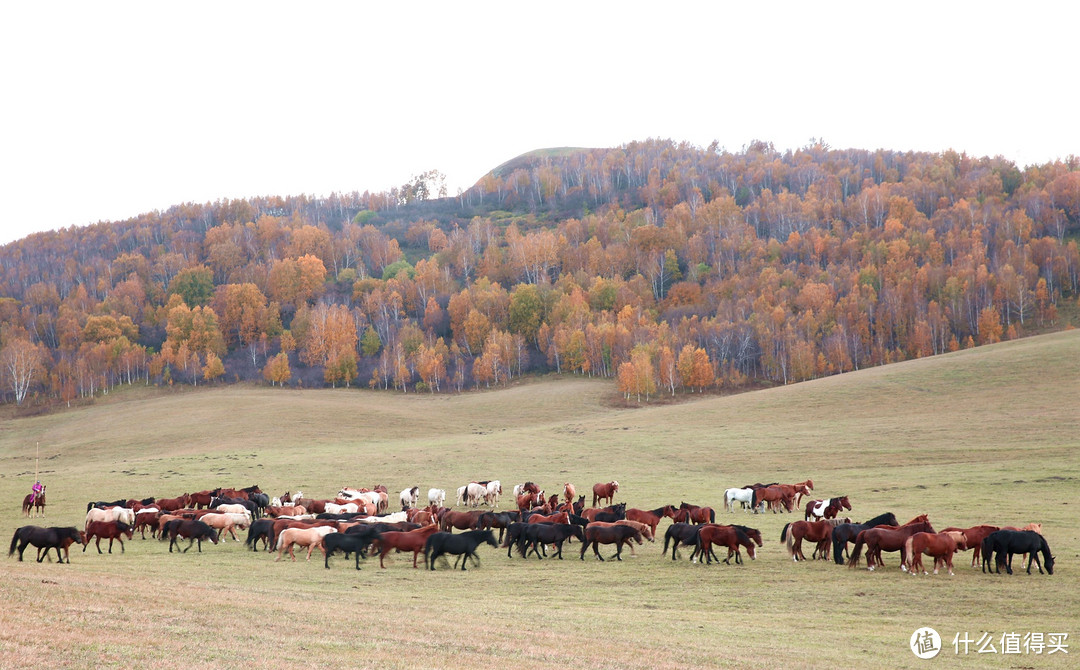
<box><xmin>840</xmin><ymin>496</ymin><xmax>852</xmax><ymax>511</ymax></box>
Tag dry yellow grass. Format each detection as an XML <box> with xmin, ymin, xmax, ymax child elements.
<box><xmin>1</xmin><ymin>331</ymin><xmax>1077</xmax><ymax>669</ymax></box>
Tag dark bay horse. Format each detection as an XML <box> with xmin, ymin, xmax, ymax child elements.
<box><xmin>163</xmin><ymin>519</ymin><xmax>219</xmax><ymax>553</ymax></box>
<box><xmin>847</xmin><ymin>517</ymin><xmax>934</xmax><ymax>570</ymax></box>
<box><xmin>425</xmin><ymin>529</ymin><xmax>498</xmax><ymax>570</ymax></box>
<box><xmin>9</xmin><ymin>526</ymin><xmax>84</xmax><ymax>563</ymax></box>
<box><xmin>663</xmin><ymin>523</ymin><xmax>702</xmax><ymax>560</ymax></box>
<box><xmin>831</xmin><ymin>512</ymin><xmax>899</xmax><ymax>564</ymax></box>
<box><xmin>22</xmin><ymin>491</ymin><xmax>46</xmax><ymax>518</ymax></box>
<box><xmin>580</xmin><ymin>523</ymin><xmax>642</xmax><ymax>561</ymax></box>
<box><xmin>83</xmin><ymin>520</ymin><xmax>134</xmax><ymax>554</ymax></box>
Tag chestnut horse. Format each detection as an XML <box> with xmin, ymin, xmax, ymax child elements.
<box><xmin>941</xmin><ymin>524</ymin><xmax>999</xmax><ymax>568</ymax></box>
<box><xmin>752</xmin><ymin>485</ymin><xmax>793</xmax><ymax>513</ymax></box>
<box><xmin>375</xmin><ymin>524</ymin><xmax>442</xmax><ymax>568</ymax></box>
<box><xmin>782</xmin><ymin>518</ymin><xmax>852</xmax><ymax>561</ymax></box>
<box><xmin>83</xmin><ymin>520</ymin><xmax>134</xmax><ymax>554</ymax></box>
<box><xmin>692</xmin><ymin>524</ymin><xmax>758</xmax><ymax>565</ymax></box>
<box><xmin>791</xmin><ymin>479</ymin><xmax>814</xmax><ymax>508</ymax></box>
<box><xmin>563</xmin><ymin>482</ymin><xmax>576</xmax><ymax>504</ymax></box>
<box><xmin>626</xmin><ymin>506</ymin><xmax>676</xmax><ymax>537</ymax></box>
<box><xmin>904</xmin><ymin>531</ymin><xmax>967</xmax><ymax>575</ymax></box>
<box><xmin>440</xmin><ymin>510</ymin><xmax>485</xmax><ymax>532</ymax></box>
<box><xmin>847</xmin><ymin>516</ymin><xmax>934</xmax><ymax>570</ymax></box>
<box><xmin>592</xmin><ymin>481</ymin><xmax>619</xmax><ymax>507</ymax></box>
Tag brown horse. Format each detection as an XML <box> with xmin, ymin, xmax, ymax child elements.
<box><xmin>579</xmin><ymin>523</ymin><xmax>641</xmax><ymax>561</ymax></box>
<box><xmin>133</xmin><ymin>510</ymin><xmax>160</xmax><ymax>539</ymax></box>
<box><xmin>83</xmin><ymin>520</ymin><xmax>134</xmax><ymax>554</ymax></box>
<box><xmin>516</xmin><ymin>491</ymin><xmax>542</xmax><ymax>511</ymax></box>
<box><xmin>905</xmin><ymin>531</ymin><xmax>967</xmax><ymax>575</ymax></box>
<box><xmin>692</xmin><ymin>524</ymin><xmax>758</xmax><ymax>565</ymax></box>
<box><xmin>792</xmin><ymin>479</ymin><xmax>814</xmax><ymax>508</ymax></box>
<box><xmin>563</xmin><ymin>482</ymin><xmax>576</xmax><ymax>504</ymax></box>
<box><xmin>374</xmin><ymin>524</ymin><xmax>442</xmax><ymax>568</ymax></box>
<box><xmin>440</xmin><ymin>510</ymin><xmax>485</xmax><ymax>532</ymax></box>
<box><xmin>847</xmin><ymin>517</ymin><xmax>934</xmax><ymax>570</ymax></box>
<box><xmin>625</xmin><ymin>506</ymin><xmax>676</xmax><ymax>537</ymax></box>
<box><xmin>591</xmin><ymin>481</ymin><xmax>619</xmax><ymax>507</ymax></box>
<box><xmin>584</xmin><ymin>521</ymin><xmax>654</xmax><ymax>556</ymax></box>
<box><xmin>526</xmin><ymin>511</ymin><xmax>570</xmax><ymax>525</ymax></box>
<box><xmin>941</xmin><ymin>525</ymin><xmax>999</xmax><ymax>568</ymax></box>
<box><xmin>155</xmin><ymin>494</ymin><xmax>191</xmax><ymax>512</ymax></box>
<box><xmin>752</xmin><ymin>485</ymin><xmax>793</xmax><ymax>513</ymax></box>
<box><xmin>188</xmin><ymin>491</ymin><xmax>214</xmax><ymax>508</ymax></box>
<box><xmin>22</xmin><ymin>492</ymin><xmax>46</xmax><ymax>518</ymax></box>
<box><xmin>782</xmin><ymin>518</ymin><xmax>852</xmax><ymax>561</ymax></box>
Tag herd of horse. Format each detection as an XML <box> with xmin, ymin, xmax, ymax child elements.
<box><xmin>9</xmin><ymin>477</ymin><xmax>1055</xmax><ymax>577</ymax></box>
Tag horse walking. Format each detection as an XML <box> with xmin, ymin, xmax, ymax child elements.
<box><xmin>9</xmin><ymin>526</ymin><xmax>84</xmax><ymax>563</ymax></box>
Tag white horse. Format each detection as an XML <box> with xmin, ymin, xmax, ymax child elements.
<box><xmin>270</xmin><ymin>497</ymin><xmax>282</xmax><ymax>507</ymax></box>
<box><xmin>724</xmin><ymin>488</ymin><xmax>755</xmax><ymax>512</ymax></box>
<box><xmin>399</xmin><ymin>486</ymin><xmax>419</xmax><ymax>510</ymax></box>
<box><xmin>337</xmin><ymin>487</ymin><xmax>364</xmax><ymax>501</ymax></box>
<box><xmin>464</xmin><ymin>483</ymin><xmax>487</xmax><ymax>507</ymax></box>
<box><xmin>455</xmin><ymin>485</ymin><xmax>468</xmax><ymax>506</ymax></box>
<box><xmin>356</xmin><ymin>511</ymin><xmax>408</xmax><ymax>524</ymax></box>
<box><xmin>215</xmin><ymin>503</ymin><xmax>251</xmax><ymax>520</ymax></box>
<box><xmin>85</xmin><ymin>506</ymin><xmax>135</xmax><ymax>529</ymax></box>
<box><xmin>428</xmin><ymin>488</ymin><xmax>446</xmax><ymax>507</ymax></box>
<box><xmin>484</xmin><ymin>481</ymin><xmax>502</xmax><ymax>508</ymax></box>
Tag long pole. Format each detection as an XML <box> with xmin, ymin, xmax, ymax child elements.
<box><xmin>34</xmin><ymin>441</ymin><xmax>39</xmax><ymax>484</ymax></box>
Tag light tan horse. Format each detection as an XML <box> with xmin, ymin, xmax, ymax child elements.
<box><xmin>563</xmin><ymin>482</ymin><xmax>576</xmax><ymax>504</ymax></box>
<box><xmin>275</xmin><ymin>526</ymin><xmax>337</xmax><ymax>562</ymax></box>
<box><xmin>199</xmin><ymin>513</ymin><xmax>248</xmax><ymax>542</ymax></box>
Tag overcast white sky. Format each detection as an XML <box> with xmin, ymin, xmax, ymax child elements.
<box><xmin>1</xmin><ymin>2</ymin><xmax>1077</xmax><ymax>246</ymax></box>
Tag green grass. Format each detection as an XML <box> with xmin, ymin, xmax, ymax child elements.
<box><xmin>2</xmin><ymin>330</ymin><xmax>1078</xmax><ymax>669</ymax></box>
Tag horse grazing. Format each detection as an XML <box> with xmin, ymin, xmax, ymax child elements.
<box><xmin>847</xmin><ymin>518</ymin><xmax>934</xmax><ymax>570</ymax></box>
<box><xmin>164</xmin><ymin>519</ymin><xmax>220</xmax><ymax>553</ymax></box>
<box><xmin>982</xmin><ymin>530</ymin><xmax>1054</xmax><ymax>575</ymax></box>
<box><xmin>580</xmin><ymin>523</ymin><xmax>642</xmax><ymax>561</ymax></box>
<box><xmin>692</xmin><ymin>524</ymin><xmax>758</xmax><ymax>565</ymax></box>
<box><xmin>782</xmin><ymin>518</ymin><xmax>852</xmax><ymax>562</ymax></box>
<box><xmin>22</xmin><ymin>490</ymin><xmax>46</xmax><ymax>518</ymax></box>
<box><xmin>9</xmin><ymin>526</ymin><xmax>84</xmax><ymax>563</ymax></box>
<box><xmin>275</xmin><ymin>526</ymin><xmax>337</xmax><ymax>562</ymax></box>
<box><xmin>425</xmin><ymin>529</ymin><xmax>498</xmax><ymax>571</ymax></box>
<box><xmin>83</xmin><ymin>521</ymin><xmax>134</xmax><ymax>554</ymax></box>
<box><xmin>904</xmin><ymin>531</ymin><xmax>967</xmax><ymax>575</ymax></box>
<box><xmin>592</xmin><ymin>481</ymin><xmax>619</xmax><ymax>507</ymax></box>
<box><xmin>804</xmin><ymin>496</ymin><xmax>851</xmax><ymax>521</ymax></box>
<box><xmin>517</xmin><ymin>523</ymin><xmax>585</xmax><ymax>560</ymax></box>
<box><xmin>831</xmin><ymin>512</ymin><xmax>899</xmax><ymax>564</ymax></box>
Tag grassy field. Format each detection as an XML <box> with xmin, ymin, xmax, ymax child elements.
<box><xmin>1</xmin><ymin>330</ymin><xmax>1078</xmax><ymax>669</ymax></box>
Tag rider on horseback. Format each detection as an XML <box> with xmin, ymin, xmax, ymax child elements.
<box><xmin>31</xmin><ymin>480</ymin><xmax>43</xmax><ymax>503</ymax></box>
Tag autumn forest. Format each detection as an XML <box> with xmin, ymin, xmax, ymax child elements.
<box><xmin>1</xmin><ymin>139</ymin><xmax>1078</xmax><ymax>408</ymax></box>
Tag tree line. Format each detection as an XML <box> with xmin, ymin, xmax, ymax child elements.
<box><xmin>0</xmin><ymin>139</ymin><xmax>1077</xmax><ymax>407</ymax></box>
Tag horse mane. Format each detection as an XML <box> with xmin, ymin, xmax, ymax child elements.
<box><xmin>901</xmin><ymin>514</ymin><xmax>929</xmax><ymax>525</ymax></box>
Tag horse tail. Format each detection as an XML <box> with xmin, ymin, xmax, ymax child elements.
<box><xmin>782</xmin><ymin>524</ymin><xmax>795</xmax><ymax>558</ymax></box>
<box><xmin>903</xmin><ymin>536</ymin><xmax>914</xmax><ymax>572</ymax></box>
<box><xmin>8</xmin><ymin>530</ymin><xmax>19</xmax><ymax>557</ymax></box>
<box><xmin>751</xmin><ymin>489</ymin><xmax>760</xmax><ymax>510</ymax></box>
<box><xmin>709</xmin><ymin>508</ymin><xmax>715</xmax><ymax>523</ymax></box>
<box><xmin>847</xmin><ymin>536</ymin><xmax>865</xmax><ymax>568</ymax></box>
<box><xmin>780</xmin><ymin>523</ymin><xmax>790</xmax><ymax>543</ymax></box>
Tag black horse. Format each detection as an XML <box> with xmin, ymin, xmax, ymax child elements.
<box><xmin>86</xmin><ymin>499</ymin><xmax>127</xmax><ymax>512</ymax></box>
<box><xmin>831</xmin><ymin>512</ymin><xmax>899</xmax><ymax>564</ymax></box>
<box><xmin>518</xmin><ymin>523</ymin><xmax>585</xmax><ymax>559</ymax></box>
<box><xmin>501</xmin><ymin>522</ymin><xmax>529</xmax><ymax>558</ymax></box>
<box><xmin>9</xmin><ymin>526</ymin><xmax>84</xmax><ymax>563</ymax></box>
<box><xmin>477</xmin><ymin>511</ymin><xmax>520</xmax><ymax>544</ymax></box>
<box><xmin>163</xmin><ymin>519</ymin><xmax>219</xmax><ymax>553</ymax></box>
<box><xmin>663</xmin><ymin>522</ymin><xmax>702</xmax><ymax>560</ymax></box>
<box><xmin>245</xmin><ymin>519</ymin><xmax>276</xmax><ymax>552</ymax></box>
<box><xmin>324</xmin><ymin>531</ymin><xmax>379</xmax><ymax>570</ymax></box>
<box><xmin>982</xmin><ymin>530</ymin><xmax>1054</xmax><ymax>575</ymax></box>
<box><xmin>425</xmin><ymin>529</ymin><xmax>498</xmax><ymax>570</ymax></box>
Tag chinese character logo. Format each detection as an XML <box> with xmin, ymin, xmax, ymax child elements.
<box><xmin>911</xmin><ymin>627</ymin><xmax>942</xmax><ymax>659</ymax></box>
